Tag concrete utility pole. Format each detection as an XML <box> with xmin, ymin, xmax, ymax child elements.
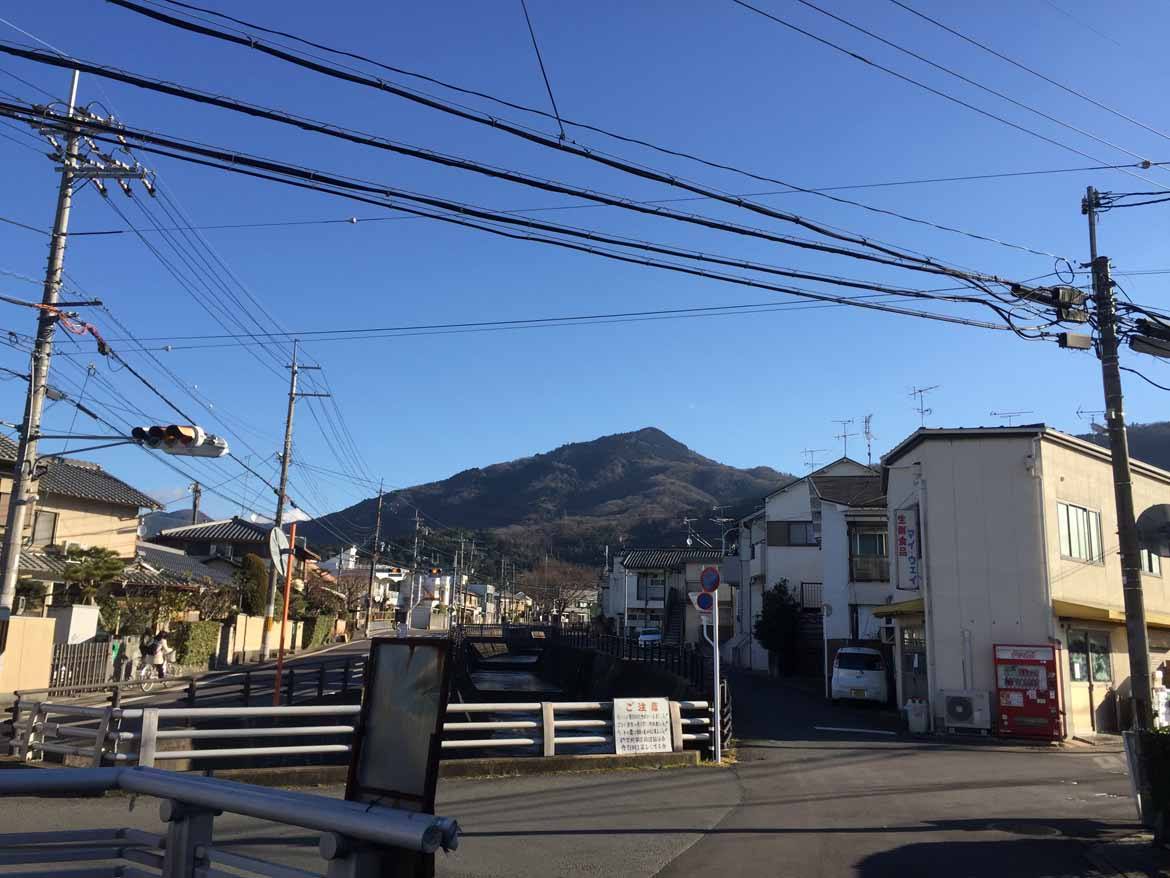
<box><xmin>364</xmin><ymin>480</ymin><xmax>383</xmax><ymax>631</ymax></box>
<box><xmin>0</xmin><ymin>72</ymin><xmax>82</xmax><ymax>670</ymax></box>
<box><xmin>1084</xmin><ymin>185</ymin><xmax>1153</xmax><ymax>729</ymax></box>
<box><xmin>260</xmin><ymin>340</ymin><xmax>326</xmax><ymax>659</ymax></box>
<box><xmin>190</xmin><ymin>481</ymin><xmax>202</xmax><ymax>525</ymax></box>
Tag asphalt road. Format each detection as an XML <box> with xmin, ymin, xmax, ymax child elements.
<box><xmin>0</xmin><ymin>669</ymin><xmax>1150</xmax><ymax>877</ymax></box>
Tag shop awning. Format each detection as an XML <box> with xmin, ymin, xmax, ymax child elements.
<box><xmin>876</xmin><ymin>597</ymin><xmax>924</xmax><ymax>618</ymax></box>
<box><xmin>1053</xmin><ymin>598</ymin><xmax>1170</xmax><ymax>629</ymax></box>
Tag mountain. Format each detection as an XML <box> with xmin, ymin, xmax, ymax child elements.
<box><xmin>141</xmin><ymin>509</ymin><xmax>211</xmax><ymax>537</ymax></box>
<box><xmin>1080</xmin><ymin>420</ymin><xmax>1170</xmax><ymax>471</ymax></box>
<box><xmin>299</xmin><ymin>427</ymin><xmax>793</xmax><ymax>566</ymax></box>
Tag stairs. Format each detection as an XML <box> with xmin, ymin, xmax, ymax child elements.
<box><xmin>665</xmin><ymin>590</ymin><xmax>685</xmax><ymax>645</ymax></box>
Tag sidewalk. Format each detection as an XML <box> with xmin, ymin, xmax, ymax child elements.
<box><xmin>1087</xmin><ymin>834</ymin><xmax>1170</xmax><ymax>877</ymax></box>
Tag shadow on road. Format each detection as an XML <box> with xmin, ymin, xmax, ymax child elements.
<box><xmin>855</xmin><ymin>836</ymin><xmax>1115</xmax><ymax>877</ymax></box>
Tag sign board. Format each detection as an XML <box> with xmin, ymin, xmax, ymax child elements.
<box><xmin>689</xmin><ymin>590</ymin><xmax>714</xmax><ymax>616</ymax></box>
<box><xmin>613</xmin><ymin>697</ymin><xmax>672</xmax><ymax>755</ymax></box>
<box><xmin>699</xmin><ymin>565</ymin><xmax>720</xmax><ymax>593</ymax></box>
<box><xmin>268</xmin><ymin>526</ymin><xmax>290</xmax><ymax>577</ymax></box>
<box><xmin>894</xmin><ymin>507</ymin><xmax>921</xmax><ymax>591</ymax></box>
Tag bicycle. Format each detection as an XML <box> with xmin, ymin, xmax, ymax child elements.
<box><xmin>135</xmin><ymin>661</ymin><xmax>170</xmax><ymax>692</ymax></box>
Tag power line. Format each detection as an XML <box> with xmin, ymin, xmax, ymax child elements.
<box><xmin>886</xmin><ymin>0</ymin><xmax>1170</xmax><ymax>145</ymax></box>
<box><xmin>517</xmin><ymin>0</ymin><xmax>565</xmax><ymax>140</ymax></box>
<box><xmin>92</xmin><ymin>4</ymin><xmax>1060</xmax><ymax>268</ymax></box>
<box><xmin>728</xmin><ymin>0</ymin><xmax>1167</xmax><ymax>192</ymax></box>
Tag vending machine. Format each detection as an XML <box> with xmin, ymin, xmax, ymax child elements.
<box><xmin>993</xmin><ymin>643</ymin><xmax>1063</xmax><ymax>739</ymax></box>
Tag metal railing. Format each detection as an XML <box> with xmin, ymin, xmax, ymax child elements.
<box><xmin>49</xmin><ymin>640</ymin><xmax>112</xmax><ymax>693</ymax></box>
<box><xmin>8</xmin><ymin>699</ymin><xmax>714</xmax><ymax>767</ymax></box>
<box><xmin>849</xmin><ymin>556</ymin><xmax>890</xmax><ymax>582</ymax></box>
<box><xmin>12</xmin><ymin>654</ymin><xmax>366</xmax><ymax>710</ymax></box>
<box><xmin>0</xmin><ymin>766</ymin><xmax>459</xmax><ymax>877</ymax></box>
<box><xmin>558</xmin><ymin>627</ymin><xmax>713</xmax><ymax>693</ymax></box>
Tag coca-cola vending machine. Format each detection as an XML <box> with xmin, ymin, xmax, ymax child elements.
<box><xmin>994</xmin><ymin>644</ymin><xmax>1063</xmax><ymax>740</ymax></box>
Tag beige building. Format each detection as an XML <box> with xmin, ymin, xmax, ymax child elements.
<box><xmin>881</xmin><ymin>425</ymin><xmax>1170</xmax><ymax>739</ymax></box>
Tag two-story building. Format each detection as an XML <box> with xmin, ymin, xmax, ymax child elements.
<box><xmin>880</xmin><ymin>425</ymin><xmax>1170</xmax><ymax>738</ymax></box>
<box><xmin>605</xmin><ymin>547</ymin><xmax>728</xmax><ymax>645</ymax></box>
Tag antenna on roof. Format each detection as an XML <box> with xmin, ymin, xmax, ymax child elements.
<box><xmin>832</xmin><ymin>418</ymin><xmax>856</xmax><ymax>457</ymax></box>
<box><xmin>862</xmin><ymin>415</ymin><xmax>876</xmax><ymax>467</ymax></box>
<box><xmin>682</xmin><ymin>516</ymin><xmax>712</xmax><ymax>548</ymax></box>
<box><xmin>1076</xmin><ymin>404</ymin><xmax>1105</xmax><ymax>421</ymax></box>
<box><xmin>910</xmin><ymin>386</ymin><xmax>941</xmax><ymax>427</ymax></box>
<box><xmin>990</xmin><ymin>410</ymin><xmax>1034</xmax><ymax>426</ymax></box>
<box><xmin>801</xmin><ymin>448</ymin><xmax>827</xmax><ymax>471</ymax></box>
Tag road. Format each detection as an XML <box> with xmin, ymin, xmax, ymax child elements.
<box><xmin>0</xmin><ymin>669</ymin><xmax>1150</xmax><ymax>877</ymax></box>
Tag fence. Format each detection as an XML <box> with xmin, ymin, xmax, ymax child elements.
<box><xmin>49</xmin><ymin>640</ymin><xmax>111</xmax><ymax>694</ymax></box>
<box><xmin>557</xmin><ymin>627</ymin><xmax>713</xmax><ymax>693</ymax></box>
<box><xmin>7</xmin><ymin>698</ymin><xmax>715</xmax><ymax>768</ymax></box>
<box><xmin>0</xmin><ymin>766</ymin><xmax>459</xmax><ymax>877</ymax></box>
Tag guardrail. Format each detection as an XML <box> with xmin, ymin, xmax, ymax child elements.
<box><xmin>0</xmin><ymin>766</ymin><xmax>459</xmax><ymax>877</ymax></box>
<box><xmin>8</xmin><ymin>699</ymin><xmax>714</xmax><ymax>768</ymax></box>
<box><xmin>557</xmin><ymin>627</ymin><xmax>713</xmax><ymax>692</ymax></box>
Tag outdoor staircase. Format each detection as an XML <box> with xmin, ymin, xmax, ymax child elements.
<box><xmin>665</xmin><ymin>590</ymin><xmax>685</xmax><ymax>645</ymax></box>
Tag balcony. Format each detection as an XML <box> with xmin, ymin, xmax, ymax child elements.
<box><xmin>850</xmin><ymin>556</ymin><xmax>890</xmax><ymax>582</ymax></box>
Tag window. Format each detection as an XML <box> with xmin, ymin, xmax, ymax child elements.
<box><xmin>1068</xmin><ymin>630</ymin><xmax>1112</xmax><ymax>682</ymax></box>
<box><xmin>30</xmin><ymin>509</ymin><xmax>58</xmax><ymax>547</ymax></box>
<box><xmin>849</xmin><ymin>527</ymin><xmax>890</xmax><ymax>581</ymax></box>
<box><xmin>767</xmin><ymin>521</ymin><xmax>817</xmax><ymax>547</ymax></box>
<box><xmin>1057</xmin><ymin>502</ymin><xmax>1103</xmax><ymax>563</ymax></box>
<box><xmin>835</xmin><ymin>651</ymin><xmax>884</xmax><ymax>671</ymax></box>
<box><xmin>636</xmin><ymin>573</ymin><xmax>665</xmax><ymax>601</ymax></box>
<box><xmin>1142</xmin><ymin>548</ymin><xmax>1162</xmax><ymax>577</ymax></box>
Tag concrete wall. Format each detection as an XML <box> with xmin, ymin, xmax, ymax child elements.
<box><xmin>47</xmin><ymin>604</ymin><xmax>100</xmax><ymax>644</ymax></box>
<box><xmin>224</xmin><ymin>613</ymin><xmax>298</xmax><ymax>661</ymax></box>
<box><xmin>0</xmin><ymin>616</ymin><xmax>55</xmax><ymax>695</ymax></box>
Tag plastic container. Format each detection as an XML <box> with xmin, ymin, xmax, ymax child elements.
<box><xmin>905</xmin><ymin>698</ymin><xmax>929</xmax><ymax>734</ymax></box>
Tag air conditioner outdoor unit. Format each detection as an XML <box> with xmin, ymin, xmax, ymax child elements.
<box><xmin>941</xmin><ymin>689</ymin><xmax>991</xmax><ymax>733</ymax></box>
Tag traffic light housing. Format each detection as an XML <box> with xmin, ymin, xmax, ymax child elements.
<box><xmin>131</xmin><ymin>424</ymin><xmax>229</xmax><ymax>457</ymax></box>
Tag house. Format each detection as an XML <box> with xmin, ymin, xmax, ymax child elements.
<box><xmin>605</xmin><ymin>547</ymin><xmax>727</xmax><ymax>645</ymax></box>
<box><xmin>466</xmin><ymin>583</ymin><xmax>497</xmax><ymax>624</ymax></box>
<box><xmin>880</xmin><ymin>425</ymin><xmax>1170</xmax><ymax>739</ymax></box>
<box><xmin>731</xmin><ymin>457</ymin><xmax>883</xmax><ymax>675</ymax></box>
<box><xmin>150</xmin><ymin>516</ymin><xmax>319</xmax><ymax>580</ymax></box>
<box><xmin>0</xmin><ymin>437</ymin><xmax>161</xmax><ymax>612</ymax></box>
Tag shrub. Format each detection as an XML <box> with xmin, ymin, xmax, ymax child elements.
<box><xmin>170</xmin><ymin>620</ymin><xmax>222</xmax><ymax>668</ymax></box>
<box><xmin>301</xmin><ymin>615</ymin><xmax>335</xmax><ymax>650</ymax></box>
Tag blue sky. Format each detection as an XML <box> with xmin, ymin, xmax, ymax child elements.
<box><xmin>2</xmin><ymin>0</ymin><xmax>1170</xmax><ymax>522</ymax></box>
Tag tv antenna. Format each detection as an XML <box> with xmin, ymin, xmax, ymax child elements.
<box><xmin>910</xmin><ymin>385</ymin><xmax>940</xmax><ymax>427</ymax></box>
<box><xmin>832</xmin><ymin>418</ymin><xmax>856</xmax><ymax>457</ymax></box>
<box><xmin>1076</xmin><ymin>405</ymin><xmax>1105</xmax><ymax>421</ymax></box>
<box><xmin>990</xmin><ymin>410</ymin><xmax>1034</xmax><ymax>426</ymax></box>
<box><xmin>862</xmin><ymin>414</ymin><xmax>876</xmax><ymax>466</ymax></box>
<box><xmin>682</xmin><ymin>516</ymin><xmax>712</xmax><ymax>548</ymax></box>
<box><xmin>801</xmin><ymin>448</ymin><xmax>827</xmax><ymax>471</ymax></box>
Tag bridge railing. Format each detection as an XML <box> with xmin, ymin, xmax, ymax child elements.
<box><xmin>557</xmin><ymin>627</ymin><xmax>713</xmax><ymax>692</ymax></box>
<box><xmin>8</xmin><ymin>699</ymin><xmax>714</xmax><ymax>768</ymax></box>
<box><xmin>0</xmin><ymin>766</ymin><xmax>459</xmax><ymax>877</ymax></box>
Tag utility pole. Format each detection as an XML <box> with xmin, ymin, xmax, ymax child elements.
<box><xmin>408</xmin><ymin>509</ymin><xmax>422</xmax><ymax>626</ymax></box>
<box><xmin>260</xmin><ymin>340</ymin><xmax>326</xmax><ymax>659</ymax></box>
<box><xmin>1083</xmin><ymin>185</ymin><xmax>1153</xmax><ymax>729</ymax></box>
<box><xmin>0</xmin><ymin>72</ymin><xmax>81</xmax><ymax>668</ymax></box>
<box><xmin>190</xmin><ymin>481</ymin><xmax>202</xmax><ymax>525</ymax></box>
<box><xmin>364</xmin><ymin>479</ymin><xmax>383</xmax><ymax>633</ymax></box>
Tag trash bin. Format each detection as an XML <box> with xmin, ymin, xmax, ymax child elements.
<box><xmin>905</xmin><ymin>698</ymin><xmax>929</xmax><ymax>734</ymax></box>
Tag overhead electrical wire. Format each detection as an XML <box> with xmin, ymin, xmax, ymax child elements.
<box><xmin>727</xmin><ymin>0</ymin><xmax>1168</xmax><ymax>192</ymax></box>
<box><xmin>92</xmin><ymin>3</ymin><xmax>1068</xmax><ymax>266</ymax></box>
<box><xmin>886</xmin><ymin>0</ymin><xmax>1170</xmax><ymax>145</ymax></box>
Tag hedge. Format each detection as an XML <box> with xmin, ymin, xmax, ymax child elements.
<box><xmin>302</xmin><ymin>615</ymin><xmax>336</xmax><ymax>650</ymax></box>
<box><xmin>171</xmin><ymin>620</ymin><xmax>222</xmax><ymax>668</ymax></box>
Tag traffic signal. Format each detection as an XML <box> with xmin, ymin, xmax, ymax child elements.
<box><xmin>131</xmin><ymin>424</ymin><xmax>229</xmax><ymax>458</ymax></box>
<box><xmin>429</xmin><ymin>567</ymin><xmax>442</xmax><ymax>575</ymax></box>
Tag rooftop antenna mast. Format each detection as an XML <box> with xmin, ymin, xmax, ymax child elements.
<box><xmin>862</xmin><ymin>414</ymin><xmax>876</xmax><ymax>467</ymax></box>
<box><xmin>832</xmin><ymin>418</ymin><xmax>856</xmax><ymax>457</ymax></box>
<box><xmin>683</xmin><ymin>515</ymin><xmax>713</xmax><ymax>548</ymax></box>
<box><xmin>990</xmin><ymin>410</ymin><xmax>1034</xmax><ymax>426</ymax></box>
<box><xmin>801</xmin><ymin>448</ymin><xmax>827</xmax><ymax>471</ymax></box>
<box><xmin>910</xmin><ymin>385</ymin><xmax>941</xmax><ymax>427</ymax></box>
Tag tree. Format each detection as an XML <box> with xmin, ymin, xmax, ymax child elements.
<box><xmin>193</xmin><ymin>579</ymin><xmax>235</xmax><ymax>621</ymax></box>
<box><xmin>101</xmin><ymin>586</ymin><xmax>189</xmax><ymax>636</ymax></box>
<box><xmin>753</xmin><ymin>580</ymin><xmax>801</xmax><ymax>675</ymax></box>
<box><xmin>236</xmin><ymin>554</ymin><xmax>269</xmax><ymax>616</ymax></box>
<box><xmin>62</xmin><ymin>546</ymin><xmax>125</xmax><ymax>605</ymax></box>
<box><xmin>518</xmin><ymin>558</ymin><xmax>599</xmax><ymax>618</ymax></box>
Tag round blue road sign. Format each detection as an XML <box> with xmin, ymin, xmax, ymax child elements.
<box><xmin>696</xmin><ymin>591</ymin><xmax>714</xmax><ymax>612</ymax></box>
<box><xmin>700</xmin><ymin>565</ymin><xmax>720</xmax><ymax>593</ymax></box>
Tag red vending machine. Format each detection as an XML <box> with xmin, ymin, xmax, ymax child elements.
<box><xmin>993</xmin><ymin>644</ymin><xmax>1063</xmax><ymax>739</ymax></box>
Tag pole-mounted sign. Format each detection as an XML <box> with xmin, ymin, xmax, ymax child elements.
<box><xmin>698</xmin><ymin>565</ymin><xmax>722</xmax><ymax>762</ymax></box>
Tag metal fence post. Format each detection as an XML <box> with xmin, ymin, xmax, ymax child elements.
<box><xmin>668</xmin><ymin>701</ymin><xmax>684</xmax><ymax>753</ymax></box>
<box><xmin>286</xmin><ymin>668</ymin><xmax>296</xmax><ymax>706</ymax></box>
<box><xmin>160</xmin><ymin>798</ymin><xmax>218</xmax><ymax>878</ymax></box>
<box><xmin>318</xmin><ymin>663</ymin><xmax>327</xmax><ymax>698</ymax></box>
<box><xmin>139</xmin><ymin>708</ymin><xmax>159</xmax><ymax>768</ymax></box>
<box><xmin>92</xmin><ymin>707</ymin><xmax>113</xmax><ymax>768</ymax></box>
<box><xmin>186</xmin><ymin>680</ymin><xmax>197</xmax><ymax>708</ymax></box>
<box><xmin>342</xmin><ymin>658</ymin><xmax>352</xmax><ymax>696</ymax></box>
<box><xmin>242</xmin><ymin>671</ymin><xmax>251</xmax><ymax>706</ymax></box>
<box><xmin>541</xmin><ymin>702</ymin><xmax>556</xmax><ymax>757</ymax></box>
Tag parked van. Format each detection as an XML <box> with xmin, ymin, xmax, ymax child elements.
<box><xmin>830</xmin><ymin>647</ymin><xmax>888</xmax><ymax>704</ymax></box>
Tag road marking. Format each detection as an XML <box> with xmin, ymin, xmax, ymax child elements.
<box><xmin>814</xmin><ymin>725</ymin><xmax>898</xmax><ymax>736</ymax></box>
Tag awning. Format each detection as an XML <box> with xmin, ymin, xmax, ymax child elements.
<box><xmin>876</xmin><ymin>597</ymin><xmax>924</xmax><ymax>618</ymax></box>
<box><xmin>1053</xmin><ymin>598</ymin><xmax>1170</xmax><ymax>630</ymax></box>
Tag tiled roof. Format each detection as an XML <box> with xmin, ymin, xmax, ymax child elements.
<box><xmin>155</xmin><ymin>516</ymin><xmax>273</xmax><ymax>543</ymax></box>
<box><xmin>18</xmin><ymin>549</ymin><xmax>196</xmax><ymax>589</ymax></box>
<box><xmin>0</xmin><ymin>435</ymin><xmax>160</xmax><ymax>510</ymax></box>
<box><xmin>811</xmin><ymin>475</ymin><xmax>886</xmax><ymax>508</ymax></box>
<box><xmin>136</xmin><ymin>542</ymin><xmax>236</xmax><ymax>587</ymax></box>
<box><xmin>620</xmin><ymin>548</ymin><xmax>724</xmax><ymax>570</ymax></box>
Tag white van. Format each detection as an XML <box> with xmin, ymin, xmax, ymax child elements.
<box><xmin>830</xmin><ymin>647</ymin><xmax>888</xmax><ymax>704</ymax></box>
